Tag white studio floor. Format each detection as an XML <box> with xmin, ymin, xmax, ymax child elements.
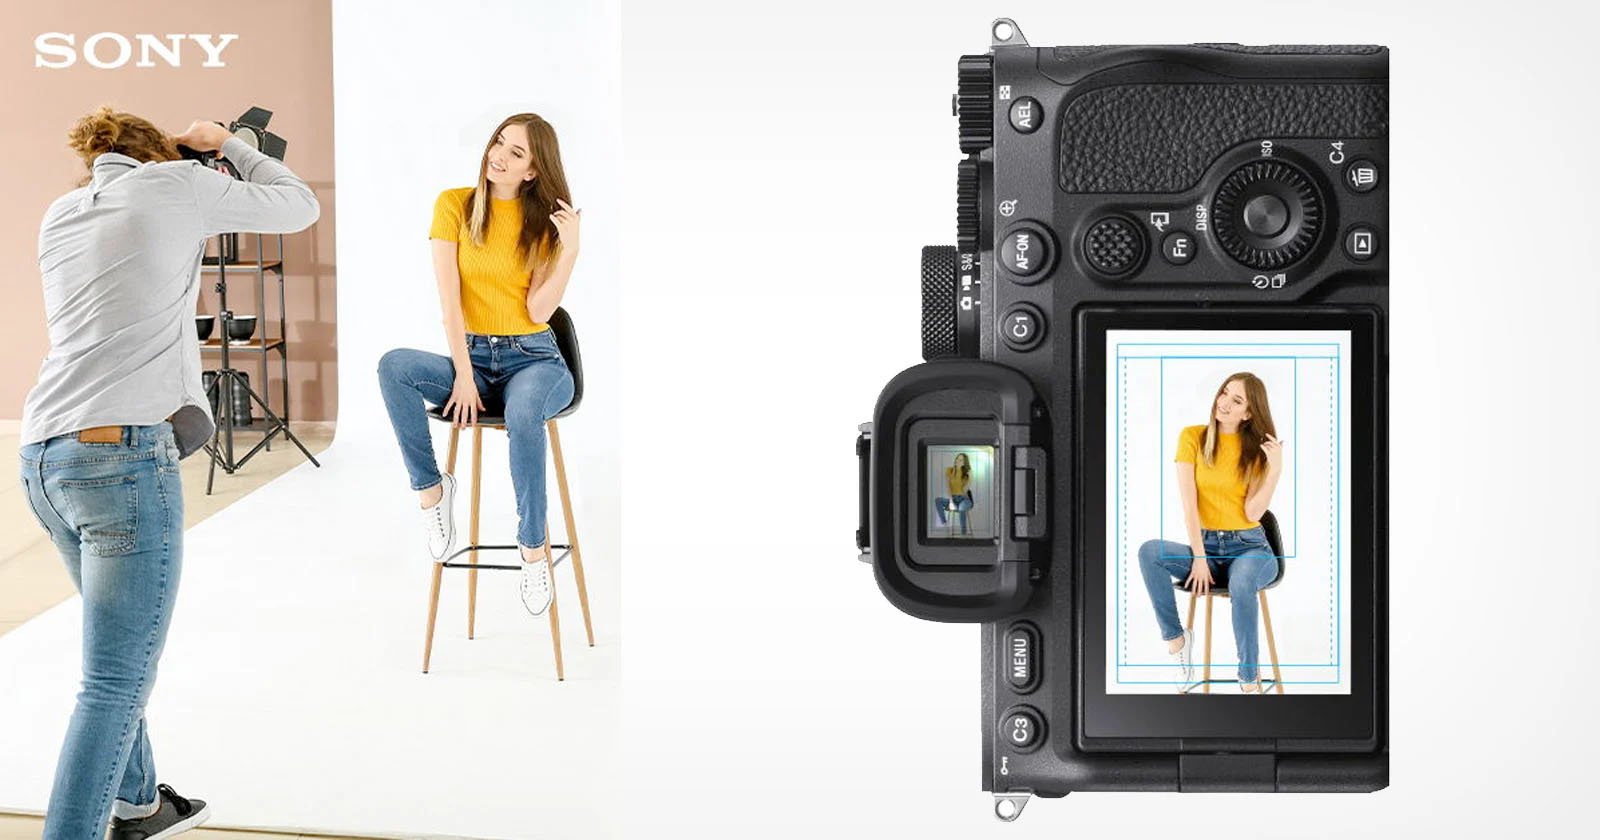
<box><xmin>0</xmin><ymin>435</ymin><xmax>620</xmax><ymax>840</ymax></box>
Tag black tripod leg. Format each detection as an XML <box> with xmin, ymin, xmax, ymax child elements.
<box><xmin>204</xmin><ymin>375</ymin><xmax>223</xmax><ymax>495</ymax></box>
<box><xmin>241</xmin><ymin>382</ymin><xmax>321</xmax><ymax>467</ymax></box>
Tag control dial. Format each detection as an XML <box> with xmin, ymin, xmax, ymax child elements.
<box><xmin>956</xmin><ymin>159</ymin><xmax>979</xmax><ymax>254</ymax></box>
<box><xmin>955</xmin><ymin>54</ymin><xmax>993</xmax><ymax>153</ymax></box>
<box><xmin>1211</xmin><ymin>160</ymin><xmax>1322</xmax><ymax>270</ymax></box>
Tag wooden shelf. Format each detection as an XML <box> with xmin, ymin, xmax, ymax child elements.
<box><xmin>199</xmin><ymin>338</ymin><xmax>284</xmax><ymax>352</ymax></box>
<box><xmin>200</xmin><ymin>260</ymin><xmax>282</xmax><ymax>273</ymax></box>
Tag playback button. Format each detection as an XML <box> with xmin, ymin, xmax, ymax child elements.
<box><xmin>1344</xmin><ymin>226</ymin><xmax>1380</xmax><ymax>261</ymax></box>
<box><xmin>1000</xmin><ymin>305</ymin><xmax>1045</xmax><ymax>352</ymax></box>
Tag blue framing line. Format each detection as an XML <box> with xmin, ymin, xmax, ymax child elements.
<box><xmin>1113</xmin><ymin>339</ymin><xmax>1347</xmax><ymax>687</ymax></box>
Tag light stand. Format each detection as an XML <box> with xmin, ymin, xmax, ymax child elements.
<box><xmin>203</xmin><ymin>241</ymin><xmax>320</xmax><ymax>494</ymax></box>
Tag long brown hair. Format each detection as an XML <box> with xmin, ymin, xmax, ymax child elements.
<box><xmin>67</xmin><ymin>106</ymin><xmax>181</xmax><ymax>182</ymax></box>
<box><xmin>463</xmin><ymin>113</ymin><xmax>573</xmax><ymax>279</ymax></box>
<box><xmin>1201</xmin><ymin>372</ymin><xmax>1276</xmax><ymax>482</ymax></box>
<box><xmin>952</xmin><ymin>452</ymin><xmax>971</xmax><ymax>482</ymax></box>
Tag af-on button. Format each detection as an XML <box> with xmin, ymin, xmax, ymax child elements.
<box><xmin>999</xmin><ymin>224</ymin><xmax>1054</xmax><ymax>283</ymax></box>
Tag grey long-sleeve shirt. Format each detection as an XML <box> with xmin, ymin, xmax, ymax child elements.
<box><xmin>20</xmin><ymin>136</ymin><xmax>319</xmax><ymax>458</ymax></box>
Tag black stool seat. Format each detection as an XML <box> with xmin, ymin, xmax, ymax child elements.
<box><xmin>1171</xmin><ymin>510</ymin><xmax>1287</xmax><ymax>594</ymax></box>
<box><xmin>424</xmin><ymin>306</ymin><xmax>584</xmax><ymax>423</ymax></box>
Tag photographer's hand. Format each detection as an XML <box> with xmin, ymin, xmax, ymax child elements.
<box><xmin>173</xmin><ymin>120</ymin><xmax>231</xmax><ymax>153</ymax></box>
<box><xmin>1185</xmin><ymin>555</ymin><xmax>1213</xmax><ymax>596</ymax></box>
<box><xmin>443</xmin><ymin>371</ymin><xmax>486</xmax><ymax>429</ymax></box>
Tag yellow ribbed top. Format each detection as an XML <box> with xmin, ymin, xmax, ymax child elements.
<box><xmin>428</xmin><ymin>187</ymin><xmax>548</xmax><ymax>336</ymax></box>
<box><xmin>1175</xmin><ymin>425</ymin><xmax>1259</xmax><ymax>531</ymax></box>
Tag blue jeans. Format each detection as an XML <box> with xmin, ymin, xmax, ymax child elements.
<box><xmin>18</xmin><ymin>422</ymin><xmax>184</xmax><ymax>839</ymax></box>
<box><xmin>933</xmin><ymin>496</ymin><xmax>973</xmax><ymax>532</ymax></box>
<box><xmin>377</xmin><ymin>331</ymin><xmax>574</xmax><ymax>548</ymax></box>
<box><xmin>1137</xmin><ymin>528</ymin><xmax>1278</xmax><ymax>682</ymax></box>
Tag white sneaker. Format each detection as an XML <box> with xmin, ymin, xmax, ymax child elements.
<box><xmin>420</xmin><ymin>474</ymin><xmax>457</xmax><ymax>562</ymax></box>
<box><xmin>1170</xmin><ymin>630</ymin><xmax>1194</xmax><ymax>691</ymax></box>
<box><xmin>520</xmin><ymin>548</ymin><xmax>553</xmax><ymax>616</ymax></box>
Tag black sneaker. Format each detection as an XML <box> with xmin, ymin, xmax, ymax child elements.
<box><xmin>109</xmin><ymin>783</ymin><xmax>211</xmax><ymax>839</ymax></box>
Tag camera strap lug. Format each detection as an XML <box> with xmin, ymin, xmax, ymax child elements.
<box><xmin>990</xmin><ymin>18</ymin><xmax>1028</xmax><ymax>48</ymax></box>
<box><xmin>856</xmin><ymin>423</ymin><xmax>873</xmax><ymax>561</ymax></box>
<box><xmin>993</xmin><ymin>790</ymin><xmax>1033</xmax><ymax>822</ymax></box>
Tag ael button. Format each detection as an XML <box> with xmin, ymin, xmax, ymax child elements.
<box><xmin>1001</xmin><ymin>707</ymin><xmax>1044</xmax><ymax>752</ymax></box>
<box><xmin>1006</xmin><ymin>624</ymin><xmax>1040</xmax><ymax>693</ymax></box>
<box><xmin>1008</xmin><ymin>96</ymin><xmax>1042</xmax><ymax>134</ymax></box>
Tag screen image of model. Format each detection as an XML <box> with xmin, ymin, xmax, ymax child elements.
<box><xmin>1105</xmin><ymin>330</ymin><xmax>1352</xmax><ymax>695</ymax></box>
<box><xmin>924</xmin><ymin>444</ymin><xmax>996</xmax><ymax>540</ymax></box>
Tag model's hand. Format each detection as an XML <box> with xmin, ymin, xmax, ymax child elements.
<box><xmin>443</xmin><ymin>371</ymin><xmax>485</xmax><ymax>429</ymax></box>
<box><xmin>1185</xmin><ymin>556</ymin><xmax>1214</xmax><ymax>595</ymax></box>
<box><xmin>173</xmin><ymin>120</ymin><xmax>231</xmax><ymax>153</ymax></box>
<box><xmin>1261</xmin><ymin>434</ymin><xmax>1284</xmax><ymax>471</ymax></box>
<box><xmin>550</xmin><ymin>198</ymin><xmax>581</xmax><ymax>253</ymax></box>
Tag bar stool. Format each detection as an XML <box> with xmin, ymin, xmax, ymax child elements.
<box><xmin>421</xmin><ymin>307</ymin><xmax>595</xmax><ymax>680</ymax></box>
<box><xmin>1174</xmin><ymin>510</ymin><xmax>1286</xmax><ymax>695</ymax></box>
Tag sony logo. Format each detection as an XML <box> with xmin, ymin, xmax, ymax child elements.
<box><xmin>34</xmin><ymin>33</ymin><xmax>239</xmax><ymax>69</ymax></box>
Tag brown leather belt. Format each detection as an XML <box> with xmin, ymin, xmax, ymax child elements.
<box><xmin>77</xmin><ymin>412</ymin><xmax>179</xmax><ymax>443</ymax></box>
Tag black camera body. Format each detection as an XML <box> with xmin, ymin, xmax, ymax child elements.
<box><xmin>858</xmin><ymin>20</ymin><xmax>1386</xmax><ymax>817</ymax></box>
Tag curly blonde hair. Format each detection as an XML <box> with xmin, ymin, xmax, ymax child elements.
<box><xmin>67</xmin><ymin>106</ymin><xmax>180</xmax><ymax>180</ymax></box>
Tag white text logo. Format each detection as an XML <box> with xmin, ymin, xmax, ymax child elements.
<box><xmin>34</xmin><ymin>33</ymin><xmax>239</xmax><ymax>69</ymax></box>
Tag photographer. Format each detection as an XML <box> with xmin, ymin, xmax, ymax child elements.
<box><xmin>17</xmin><ymin>106</ymin><xmax>318</xmax><ymax>840</ymax></box>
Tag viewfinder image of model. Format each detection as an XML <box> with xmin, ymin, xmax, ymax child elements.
<box><xmin>925</xmin><ymin>445</ymin><xmax>996</xmax><ymax>540</ymax></box>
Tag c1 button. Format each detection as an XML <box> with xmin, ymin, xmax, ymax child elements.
<box><xmin>1002</xmin><ymin>707</ymin><xmax>1044</xmax><ymax>751</ymax></box>
<box><xmin>1345</xmin><ymin>160</ymin><xmax>1380</xmax><ymax>193</ymax></box>
<box><xmin>1344</xmin><ymin>226</ymin><xmax>1379</xmax><ymax>261</ymax></box>
<box><xmin>1160</xmin><ymin>231</ymin><xmax>1195</xmax><ymax>265</ymax></box>
<box><xmin>1000</xmin><ymin>306</ymin><xmax>1045</xmax><ymax>352</ymax></box>
<box><xmin>1009</xmin><ymin>96</ymin><xmax>1043</xmax><ymax>134</ymax></box>
<box><xmin>1000</xmin><ymin>225</ymin><xmax>1053</xmax><ymax>282</ymax></box>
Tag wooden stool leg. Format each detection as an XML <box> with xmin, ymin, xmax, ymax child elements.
<box><xmin>544</xmin><ymin>534</ymin><xmax>564</xmax><ymax>680</ymax></box>
<box><xmin>1185</xmin><ymin>589</ymin><xmax>1197</xmax><ymax>632</ymax></box>
<box><xmin>1202</xmin><ymin>593</ymin><xmax>1214</xmax><ymax>695</ymax></box>
<box><xmin>1260</xmin><ymin>591</ymin><xmax>1284</xmax><ymax>695</ymax></box>
<box><xmin>549</xmin><ymin>420</ymin><xmax>594</xmax><ymax>646</ymax></box>
<box><xmin>467</xmin><ymin>426</ymin><xmax>483</xmax><ymax>640</ymax></box>
<box><xmin>423</xmin><ymin>425</ymin><xmax>461</xmax><ymax>673</ymax></box>
<box><xmin>423</xmin><ymin>561</ymin><xmax>443</xmax><ymax>673</ymax></box>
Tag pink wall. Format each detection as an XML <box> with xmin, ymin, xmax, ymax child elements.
<box><xmin>1</xmin><ymin>0</ymin><xmax>337</xmax><ymax>422</ymax></box>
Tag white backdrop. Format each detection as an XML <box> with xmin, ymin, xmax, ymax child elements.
<box><xmin>620</xmin><ymin>1</ymin><xmax>1600</xmax><ymax>837</ymax></box>
<box><xmin>330</xmin><ymin>0</ymin><xmax>623</xmax><ymax>657</ymax></box>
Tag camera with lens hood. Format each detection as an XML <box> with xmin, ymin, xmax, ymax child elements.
<box><xmin>856</xmin><ymin>19</ymin><xmax>1387</xmax><ymax>817</ymax></box>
